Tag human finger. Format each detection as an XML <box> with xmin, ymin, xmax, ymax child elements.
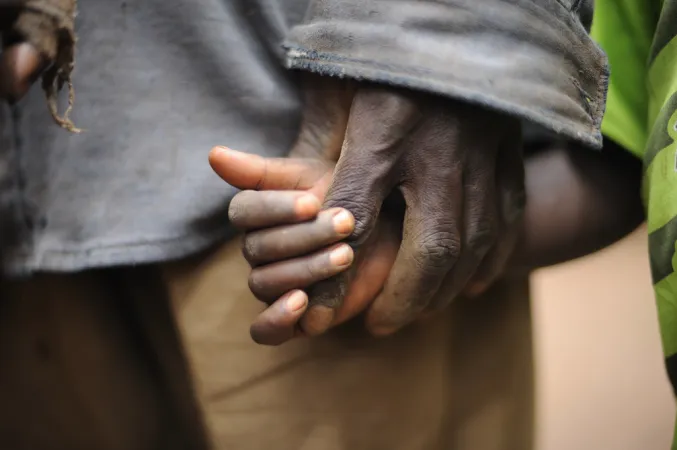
<box><xmin>248</xmin><ymin>243</ymin><xmax>354</xmax><ymax>302</ymax></box>
<box><xmin>242</xmin><ymin>208</ymin><xmax>354</xmax><ymax>266</ymax></box>
<box><xmin>465</xmin><ymin>129</ymin><xmax>525</xmax><ymax>296</ymax></box>
<box><xmin>249</xmin><ymin>290</ymin><xmax>308</xmax><ymax>346</ymax></box>
<box><xmin>229</xmin><ymin>190</ymin><xmax>321</xmax><ymax>230</ymax></box>
<box><xmin>428</xmin><ymin>135</ymin><xmax>500</xmax><ymax>310</ymax></box>
<box><xmin>364</xmin><ymin>173</ymin><xmax>463</xmax><ymax>336</ymax></box>
<box><xmin>300</xmin><ymin>88</ymin><xmax>419</xmax><ymax>336</ymax></box>
<box><xmin>209</xmin><ymin>146</ymin><xmax>328</xmax><ymax>191</ymax></box>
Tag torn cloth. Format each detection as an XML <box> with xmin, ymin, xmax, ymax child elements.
<box><xmin>4</xmin><ymin>0</ymin><xmax>78</xmax><ymax>131</ymax></box>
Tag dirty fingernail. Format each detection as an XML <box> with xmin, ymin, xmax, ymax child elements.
<box><xmin>295</xmin><ymin>195</ymin><xmax>321</xmax><ymax>217</ymax></box>
<box><xmin>332</xmin><ymin>209</ymin><xmax>354</xmax><ymax>235</ymax></box>
<box><xmin>301</xmin><ymin>305</ymin><xmax>335</xmax><ymax>336</ymax></box>
<box><xmin>286</xmin><ymin>291</ymin><xmax>308</xmax><ymax>312</ymax></box>
<box><xmin>329</xmin><ymin>244</ymin><xmax>353</xmax><ymax>267</ymax></box>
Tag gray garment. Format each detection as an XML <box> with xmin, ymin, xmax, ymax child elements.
<box><xmin>285</xmin><ymin>0</ymin><xmax>607</xmax><ymax>149</ymax></box>
<box><xmin>0</xmin><ymin>0</ymin><xmax>605</xmax><ymax>276</ymax></box>
<box><xmin>0</xmin><ymin>0</ymin><xmax>306</xmax><ymax>275</ymax></box>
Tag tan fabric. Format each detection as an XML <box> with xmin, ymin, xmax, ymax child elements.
<box><xmin>0</xmin><ymin>238</ymin><xmax>534</xmax><ymax>450</ymax></box>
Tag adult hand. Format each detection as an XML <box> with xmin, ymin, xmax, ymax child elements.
<box><xmin>0</xmin><ymin>1</ymin><xmax>45</xmax><ymax>102</ymax></box>
<box><xmin>299</xmin><ymin>82</ymin><xmax>525</xmax><ymax>337</ymax></box>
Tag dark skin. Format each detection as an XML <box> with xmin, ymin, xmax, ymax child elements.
<box><xmin>209</xmin><ymin>139</ymin><xmax>643</xmax><ymax>346</ymax></box>
<box><xmin>246</xmin><ymin>77</ymin><xmax>527</xmax><ymax>338</ymax></box>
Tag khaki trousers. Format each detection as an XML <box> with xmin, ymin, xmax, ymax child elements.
<box><xmin>0</xmin><ymin>238</ymin><xmax>534</xmax><ymax>450</ymax></box>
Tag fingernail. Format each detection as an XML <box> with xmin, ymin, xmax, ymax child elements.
<box><xmin>295</xmin><ymin>195</ymin><xmax>321</xmax><ymax>217</ymax></box>
<box><xmin>329</xmin><ymin>245</ymin><xmax>353</xmax><ymax>267</ymax></box>
<box><xmin>286</xmin><ymin>291</ymin><xmax>308</xmax><ymax>312</ymax></box>
<box><xmin>301</xmin><ymin>305</ymin><xmax>335</xmax><ymax>336</ymax></box>
<box><xmin>332</xmin><ymin>209</ymin><xmax>354</xmax><ymax>235</ymax></box>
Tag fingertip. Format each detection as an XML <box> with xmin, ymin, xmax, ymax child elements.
<box><xmin>299</xmin><ymin>305</ymin><xmax>335</xmax><ymax>337</ymax></box>
<box><xmin>249</xmin><ymin>324</ymin><xmax>282</xmax><ymax>346</ymax></box>
<box><xmin>329</xmin><ymin>243</ymin><xmax>354</xmax><ymax>269</ymax></box>
<box><xmin>208</xmin><ymin>146</ymin><xmax>245</xmax><ymax>167</ymax></box>
<box><xmin>294</xmin><ymin>195</ymin><xmax>321</xmax><ymax>219</ymax></box>
<box><xmin>285</xmin><ymin>290</ymin><xmax>309</xmax><ymax>313</ymax></box>
<box><xmin>209</xmin><ymin>146</ymin><xmax>263</xmax><ymax>188</ymax></box>
<box><xmin>249</xmin><ymin>290</ymin><xmax>308</xmax><ymax>346</ymax></box>
<box><xmin>208</xmin><ymin>146</ymin><xmax>225</xmax><ymax>163</ymax></box>
<box><xmin>330</xmin><ymin>208</ymin><xmax>355</xmax><ymax>236</ymax></box>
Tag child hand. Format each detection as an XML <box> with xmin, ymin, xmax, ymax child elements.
<box><xmin>209</xmin><ymin>147</ymin><xmax>400</xmax><ymax>345</ymax></box>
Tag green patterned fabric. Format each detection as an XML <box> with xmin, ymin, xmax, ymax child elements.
<box><xmin>592</xmin><ymin>1</ymin><xmax>677</xmax><ymax>446</ymax></box>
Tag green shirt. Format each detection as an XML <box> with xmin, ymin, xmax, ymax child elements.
<box><xmin>592</xmin><ymin>0</ymin><xmax>677</xmax><ymax>445</ymax></box>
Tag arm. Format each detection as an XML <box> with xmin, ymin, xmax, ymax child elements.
<box><xmin>512</xmin><ymin>139</ymin><xmax>643</xmax><ymax>271</ymax></box>
<box><xmin>277</xmin><ymin>0</ymin><xmax>609</xmax><ymax>336</ymax></box>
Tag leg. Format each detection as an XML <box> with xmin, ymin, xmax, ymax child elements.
<box><xmin>0</xmin><ymin>269</ymin><xmax>210</xmax><ymax>450</ymax></box>
<box><xmin>164</xmin><ymin>238</ymin><xmax>535</xmax><ymax>450</ymax></box>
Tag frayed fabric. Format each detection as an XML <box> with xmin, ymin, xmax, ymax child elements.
<box><xmin>14</xmin><ymin>0</ymin><xmax>79</xmax><ymax>132</ymax></box>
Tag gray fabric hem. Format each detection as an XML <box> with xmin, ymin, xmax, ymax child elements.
<box><xmin>285</xmin><ymin>46</ymin><xmax>604</xmax><ymax>149</ymax></box>
<box><xmin>2</xmin><ymin>227</ymin><xmax>237</xmax><ymax>277</ymax></box>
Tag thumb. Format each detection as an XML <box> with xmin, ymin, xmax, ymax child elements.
<box><xmin>0</xmin><ymin>42</ymin><xmax>44</xmax><ymax>103</ymax></box>
<box><xmin>209</xmin><ymin>146</ymin><xmax>327</xmax><ymax>191</ymax></box>
<box><xmin>296</xmin><ymin>152</ymin><xmax>391</xmax><ymax>336</ymax></box>
<box><xmin>299</xmin><ymin>162</ymin><xmax>391</xmax><ymax>336</ymax></box>
<box><xmin>298</xmin><ymin>88</ymin><xmax>418</xmax><ymax>336</ymax></box>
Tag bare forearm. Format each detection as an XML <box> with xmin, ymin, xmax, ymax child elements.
<box><xmin>510</xmin><ymin>140</ymin><xmax>643</xmax><ymax>272</ymax></box>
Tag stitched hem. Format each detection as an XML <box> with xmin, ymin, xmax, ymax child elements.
<box><xmin>285</xmin><ymin>46</ymin><xmax>604</xmax><ymax>149</ymax></box>
<box><xmin>2</xmin><ymin>227</ymin><xmax>238</xmax><ymax>277</ymax></box>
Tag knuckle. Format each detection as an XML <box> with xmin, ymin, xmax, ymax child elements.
<box><xmin>413</xmin><ymin>230</ymin><xmax>461</xmax><ymax>272</ymax></box>
<box><xmin>467</xmin><ymin>222</ymin><xmax>497</xmax><ymax>256</ymax></box>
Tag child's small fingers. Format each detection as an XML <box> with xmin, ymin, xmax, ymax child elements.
<box><xmin>248</xmin><ymin>243</ymin><xmax>354</xmax><ymax>302</ymax></box>
<box><xmin>250</xmin><ymin>290</ymin><xmax>308</xmax><ymax>346</ymax></box>
<box><xmin>209</xmin><ymin>146</ymin><xmax>326</xmax><ymax>190</ymax></box>
<box><xmin>229</xmin><ymin>191</ymin><xmax>320</xmax><ymax>229</ymax></box>
<box><xmin>243</xmin><ymin>208</ymin><xmax>355</xmax><ymax>265</ymax></box>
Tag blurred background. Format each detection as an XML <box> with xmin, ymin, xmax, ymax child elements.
<box><xmin>533</xmin><ymin>225</ymin><xmax>675</xmax><ymax>449</ymax></box>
